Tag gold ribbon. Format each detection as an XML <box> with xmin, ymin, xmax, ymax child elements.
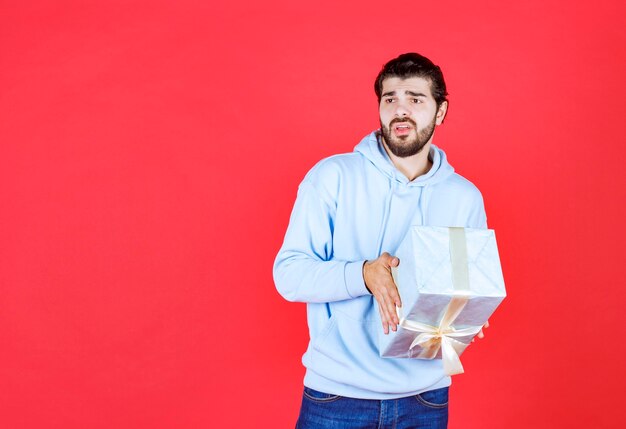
<box><xmin>394</xmin><ymin>227</ymin><xmax>482</xmax><ymax>376</ymax></box>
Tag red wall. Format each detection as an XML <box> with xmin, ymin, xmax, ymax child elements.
<box><xmin>1</xmin><ymin>1</ymin><xmax>625</xmax><ymax>428</ymax></box>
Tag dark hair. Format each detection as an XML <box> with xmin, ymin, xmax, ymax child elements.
<box><xmin>374</xmin><ymin>53</ymin><xmax>448</xmax><ymax>106</ymax></box>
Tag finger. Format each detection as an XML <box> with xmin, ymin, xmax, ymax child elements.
<box><xmin>381</xmin><ymin>274</ymin><xmax>401</xmax><ymax>311</ymax></box>
<box><xmin>378</xmin><ymin>307</ymin><xmax>389</xmax><ymax>335</ymax></box>
<box><xmin>380</xmin><ymin>290</ymin><xmax>398</xmax><ymax>329</ymax></box>
<box><xmin>376</xmin><ymin>301</ymin><xmax>389</xmax><ymax>335</ymax></box>
<box><xmin>376</xmin><ymin>293</ymin><xmax>392</xmax><ymax>334</ymax></box>
<box><xmin>389</xmin><ymin>301</ymin><xmax>399</xmax><ymax>326</ymax></box>
<box><xmin>385</xmin><ymin>299</ymin><xmax>398</xmax><ymax>331</ymax></box>
<box><xmin>484</xmin><ymin>320</ymin><xmax>490</xmax><ymax>328</ymax></box>
<box><xmin>385</xmin><ymin>303</ymin><xmax>397</xmax><ymax>332</ymax></box>
<box><xmin>380</xmin><ymin>252</ymin><xmax>400</xmax><ymax>269</ymax></box>
<box><xmin>379</xmin><ymin>252</ymin><xmax>395</xmax><ymax>268</ymax></box>
<box><xmin>375</xmin><ymin>289</ymin><xmax>393</xmax><ymax>334</ymax></box>
<box><xmin>387</xmin><ymin>281</ymin><xmax>402</xmax><ymax>310</ymax></box>
<box><xmin>477</xmin><ymin>329</ymin><xmax>484</xmax><ymax>339</ymax></box>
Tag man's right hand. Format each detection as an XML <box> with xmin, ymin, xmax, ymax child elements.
<box><xmin>363</xmin><ymin>252</ymin><xmax>402</xmax><ymax>335</ymax></box>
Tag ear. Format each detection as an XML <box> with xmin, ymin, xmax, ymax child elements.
<box><xmin>435</xmin><ymin>101</ymin><xmax>448</xmax><ymax>125</ymax></box>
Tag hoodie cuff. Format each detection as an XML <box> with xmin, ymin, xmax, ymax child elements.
<box><xmin>345</xmin><ymin>260</ymin><xmax>369</xmax><ymax>298</ymax></box>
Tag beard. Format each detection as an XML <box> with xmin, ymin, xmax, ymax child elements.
<box><xmin>380</xmin><ymin>115</ymin><xmax>436</xmax><ymax>158</ymax></box>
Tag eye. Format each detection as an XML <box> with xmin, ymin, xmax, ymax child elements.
<box><xmin>412</xmin><ymin>98</ymin><xmax>422</xmax><ymax>104</ymax></box>
<box><xmin>384</xmin><ymin>98</ymin><xmax>395</xmax><ymax>104</ymax></box>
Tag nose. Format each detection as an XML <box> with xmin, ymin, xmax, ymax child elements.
<box><xmin>394</xmin><ymin>101</ymin><xmax>410</xmax><ymax>117</ymax></box>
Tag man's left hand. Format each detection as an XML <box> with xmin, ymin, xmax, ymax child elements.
<box><xmin>472</xmin><ymin>320</ymin><xmax>490</xmax><ymax>342</ymax></box>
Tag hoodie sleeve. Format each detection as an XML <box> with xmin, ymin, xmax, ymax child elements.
<box><xmin>469</xmin><ymin>189</ymin><xmax>488</xmax><ymax>229</ymax></box>
<box><xmin>273</xmin><ymin>180</ymin><xmax>369</xmax><ymax>303</ymax></box>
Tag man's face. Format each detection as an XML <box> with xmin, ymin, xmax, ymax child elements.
<box><xmin>379</xmin><ymin>76</ymin><xmax>447</xmax><ymax>158</ymax></box>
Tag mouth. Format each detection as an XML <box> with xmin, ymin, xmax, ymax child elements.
<box><xmin>393</xmin><ymin>123</ymin><xmax>413</xmax><ymax>135</ymax></box>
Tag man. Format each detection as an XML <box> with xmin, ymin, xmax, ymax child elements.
<box><xmin>274</xmin><ymin>53</ymin><xmax>488</xmax><ymax>428</ymax></box>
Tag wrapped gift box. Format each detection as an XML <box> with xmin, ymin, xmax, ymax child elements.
<box><xmin>378</xmin><ymin>226</ymin><xmax>506</xmax><ymax>375</ymax></box>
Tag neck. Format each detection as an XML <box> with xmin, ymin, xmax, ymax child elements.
<box><xmin>382</xmin><ymin>140</ymin><xmax>434</xmax><ymax>181</ymax></box>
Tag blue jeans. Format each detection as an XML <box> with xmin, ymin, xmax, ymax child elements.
<box><xmin>296</xmin><ymin>386</ymin><xmax>449</xmax><ymax>429</ymax></box>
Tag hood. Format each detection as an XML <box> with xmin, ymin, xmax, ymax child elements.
<box><xmin>354</xmin><ymin>130</ymin><xmax>454</xmax><ymax>186</ymax></box>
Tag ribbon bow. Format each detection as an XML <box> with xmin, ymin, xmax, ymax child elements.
<box><xmin>397</xmin><ymin>297</ymin><xmax>482</xmax><ymax>375</ymax></box>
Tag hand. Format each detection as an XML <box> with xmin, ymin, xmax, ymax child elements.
<box><xmin>363</xmin><ymin>252</ymin><xmax>402</xmax><ymax>335</ymax></box>
<box><xmin>472</xmin><ymin>320</ymin><xmax>490</xmax><ymax>342</ymax></box>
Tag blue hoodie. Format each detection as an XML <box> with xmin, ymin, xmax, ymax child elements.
<box><xmin>273</xmin><ymin>131</ymin><xmax>487</xmax><ymax>399</ymax></box>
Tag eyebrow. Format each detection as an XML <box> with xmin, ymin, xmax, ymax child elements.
<box><xmin>381</xmin><ymin>90</ymin><xmax>428</xmax><ymax>97</ymax></box>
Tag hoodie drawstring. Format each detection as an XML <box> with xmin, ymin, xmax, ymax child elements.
<box><xmin>419</xmin><ymin>186</ymin><xmax>430</xmax><ymax>225</ymax></box>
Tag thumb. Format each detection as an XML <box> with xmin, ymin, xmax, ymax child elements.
<box><xmin>390</xmin><ymin>256</ymin><xmax>400</xmax><ymax>267</ymax></box>
<box><xmin>380</xmin><ymin>252</ymin><xmax>400</xmax><ymax>267</ymax></box>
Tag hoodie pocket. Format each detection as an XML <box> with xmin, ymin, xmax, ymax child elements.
<box><xmin>312</xmin><ymin>311</ymin><xmax>337</xmax><ymax>350</ymax></box>
<box><xmin>312</xmin><ymin>297</ymin><xmax>377</xmax><ymax>354</ymax></box>
<box><xmin>309</xmin><ymin>307</ymin><xmax>382</xmax><ymax>390</ymax></box>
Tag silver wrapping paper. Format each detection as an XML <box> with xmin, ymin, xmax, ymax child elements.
<box><xmin>379</xmin><ymin>226</ymin><xmax>506</xmax><ymax>360</ymax></box>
